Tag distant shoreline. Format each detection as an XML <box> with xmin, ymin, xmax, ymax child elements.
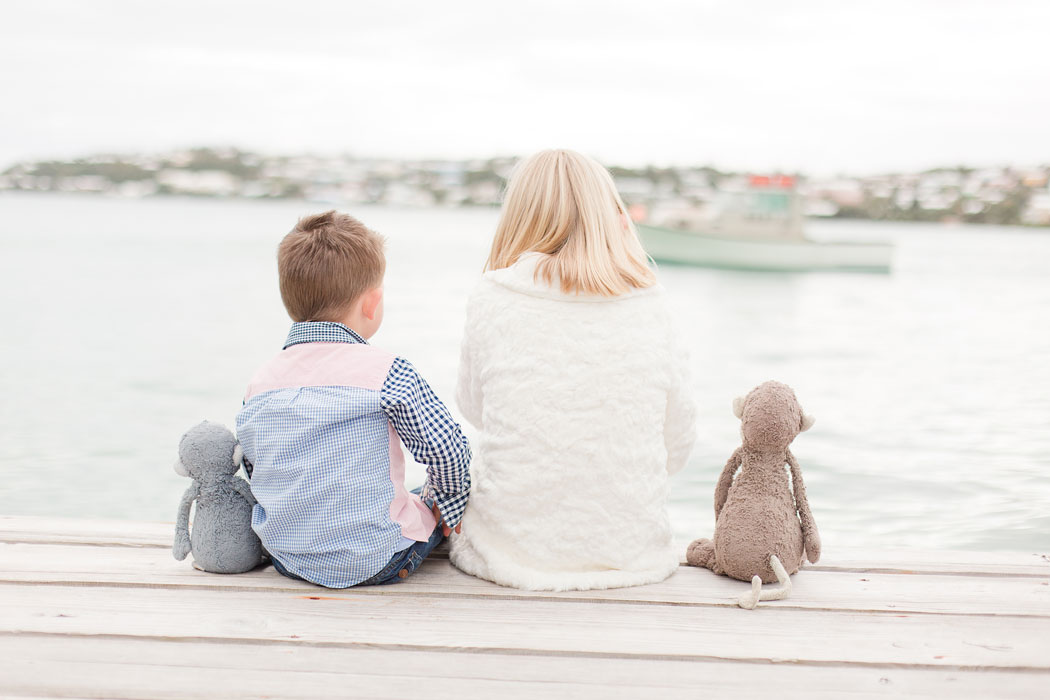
<box><xmin>6</xmin><ymin>190</ymin><xmax>1050</xmax><ymax>233</ymax></box>
<box><xmin>4</xmin><ymin>148</ymin><xmax>1049</xmax><ymax>227</ymax></box>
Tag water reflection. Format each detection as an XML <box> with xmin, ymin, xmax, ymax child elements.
<box><xmin>1</xmin><ymin>195</ymin><xmax>1047</xmax><ymax>551</ymax></box>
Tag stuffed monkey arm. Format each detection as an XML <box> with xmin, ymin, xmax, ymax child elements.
<box><xmin>787</xmin><ymin>450</ymin><xmax>821</xmax><ymax>563</ymax></box>
<box><xmin>173</xmin><ymin>483</ymin><xmax>199</xmax><ymax>561</ymax></box>
<box><xmin>229</xmin><ymin>475</ymin><xmax>257</xmax><ymax>508</ymax></box>
<box><xmin>714</xmin><ymin>447</ymin><xmax>743</xmax><ymax>518</ymax></box>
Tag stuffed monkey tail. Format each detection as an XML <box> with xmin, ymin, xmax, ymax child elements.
<box><xmin>737</xmin><ymin>555</ymin><xmax>793</xmax><ymax>610</ymax></box>
<box><xmin>760</xmin><ymin>555</ymin><xmax>793</xmax><ymax>601</ymax></box>
<box><xmin>738</xmin><ymin>576</ymin><xmax>762</xmax><ymax>610</ymax></box>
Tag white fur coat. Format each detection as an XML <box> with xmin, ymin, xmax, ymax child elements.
<box><xmin>449</xmin><ymin>253</ymin><xmax>697</xmax><ymax>590</ymax></box>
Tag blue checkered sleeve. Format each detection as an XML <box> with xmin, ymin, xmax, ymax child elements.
<box><xmin>380</xmin><ymin>358</ymin><xmax>472</xmax><ymax>527</ymax></box>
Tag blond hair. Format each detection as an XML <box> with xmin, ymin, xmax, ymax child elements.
<box><xmin>486</xmin><ymin>149</ymin><xmax>655</xmax><ymax>296</ymax></box>
<box><xmin>277</xmin><ymin>210</ymin><xmax>385</xmax><ymax>322</ymax></box>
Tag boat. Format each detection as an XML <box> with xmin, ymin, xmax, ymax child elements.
<box><xmin>634</xmin><ymin>175</ymin><xmax>892</xmax><ymax>273</ymax></box>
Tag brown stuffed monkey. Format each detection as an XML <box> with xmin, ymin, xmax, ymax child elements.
<box><xmin>686</xmin><ymin>381</ymin><xmax>820</xmax><ymax>609</ymax></box>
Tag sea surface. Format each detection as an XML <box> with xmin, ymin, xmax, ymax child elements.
<box><xmin>2</xmin><ymin>192</ymin><xmax>1048</xmax><ymax>551</ymax></box>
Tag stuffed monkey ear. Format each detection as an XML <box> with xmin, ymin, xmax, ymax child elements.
<box><xmin>173</xmin><ymin>458</ymin><xmax>189</xmax><ymax>477</ymax></box>
<box><xmin>232</xmin><ymin>445</ymin><xmax>244</xmax><ymax>467</ymax></box>
<box><xmin>732</xmin><ymin>396</ymin><xmax>745</xmax><ymax>419</ymax></box>
<box><xmin>800</xmin><ymin>413</ymin><xmax>816</xmax><ymax>432</ymax></box>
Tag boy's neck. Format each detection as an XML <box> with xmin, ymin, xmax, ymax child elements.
<box><xmin>329</xmin><ymin>286</ymin><xmax>383</xmax><ymax>340</ymax></box>
<box><xmin>334</xmin><ymin>312</ymin><xmax>373</xmax><ymax>340</ymax></box>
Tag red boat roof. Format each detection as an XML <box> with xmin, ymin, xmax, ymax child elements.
<box><xmin>749</xmin><ymin>175</ymin><xmax>795</xmax><ymax>188</ymax></box>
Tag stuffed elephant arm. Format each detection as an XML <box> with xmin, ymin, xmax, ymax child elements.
<box><xmin>228</xmin><ymin>476</ymin><xmax>257</xmax><ymax>508</ymax></box>
<box><xmin>787</xmin><ymin>449</ymin><xmax>821</xmax><ymax>563</ymax></box>
<box><xmin>713</xmin><ymin>447</ymin><xmax>743</xmax><ymax>518</ymax></box>
<box><xmin>173</xmin><ymin>482</ymin><xmax>199</xmax><ymax>561</ymax></box>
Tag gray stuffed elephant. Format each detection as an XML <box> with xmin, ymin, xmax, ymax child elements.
<box><xmin>173</xmin><ymin>420</ymin><xmax>267</xmax><ymax>574</ymax></box>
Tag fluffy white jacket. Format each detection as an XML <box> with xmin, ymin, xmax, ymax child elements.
<box><xmin>449</xmin><ymin>253</ymin><xmax>698</xmax><ymax>590</ymax></box>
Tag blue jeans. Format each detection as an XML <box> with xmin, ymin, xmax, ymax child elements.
<box><xmin>357</xmin><ymin>520</ymin><xmax>445</xmax><ymax>585</ymax></box>
<box><xmin>270</xmin><ymin>486</ymin><xmax>445</xmax><ymax>587</ymax></box>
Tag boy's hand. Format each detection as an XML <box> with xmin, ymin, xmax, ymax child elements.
<box><xmin>431</xmin><ymin>502</ymin><xmax>462</xmax><ymax>536</ymax></box>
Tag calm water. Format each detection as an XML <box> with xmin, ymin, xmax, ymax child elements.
<box><xmin>2</xmin><ymin>192</ymin><xmax>1048</xmax><ymax>551</ymax></box>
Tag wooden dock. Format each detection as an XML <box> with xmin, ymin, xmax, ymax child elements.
<box><xmin>1</xmin><ymin>515</ymin><xmax>1048</xmax><ymax>699</ymax></box>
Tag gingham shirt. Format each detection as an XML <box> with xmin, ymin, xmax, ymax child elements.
<box><xmin>236</xmin><ymin>322</ymin><xmax>471</xmax><ymax>587</ymax></box>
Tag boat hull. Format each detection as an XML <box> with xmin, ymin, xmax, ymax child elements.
<box><xmin>637</xmin><ymin>224</ymin><xmax>892</xmax><ymax>273</ymax></box>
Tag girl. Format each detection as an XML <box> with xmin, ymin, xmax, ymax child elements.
<box><xmin>450</xmin><ymin>149</ymin><xmax>697</xmax><ymax>591</ymax></box>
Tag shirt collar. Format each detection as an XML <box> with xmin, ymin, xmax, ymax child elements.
<box><xmin>283</xmin><ymin>321</ymin><xmax>367</xmax><ymax>349</ymax></box>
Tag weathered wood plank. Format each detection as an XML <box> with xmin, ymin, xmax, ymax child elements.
<box><xmin>804</xmin><ymin>548</ymin><xmax>1050</xmax><ymax>578</ymax></box>
<box><xmin>3</xmin><ymin>543</ymin><xmax>1049</xmax><ymax>617</ymax></box>
<box><xmin>2</xmin><ymin>634</ymin><xmax>1046</xmax><ymax>700</ymax></box>
<box><xmin>3</xmin><ymin>516</ymin><xmax>1047</xmax><ymax>576</ymax></box>
<box><xmin>2</xmin><ymin>583</ymin><xmax>1047</xmax><ymax>670</ymax></box>
<box><xmin>1</xmin><ymin>517</ymin><xmax>1047</xmax><ymax>698</ymax></box>
<box><xmin>0</xmin><ymin>515</ymin><xmax>172</xmax><ymax>548</ymax></box>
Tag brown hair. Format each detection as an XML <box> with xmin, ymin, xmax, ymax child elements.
<box><xmin>277</xmin><ymin>211</ymin><xmax>386</xmax><ymax>322</ymax></box>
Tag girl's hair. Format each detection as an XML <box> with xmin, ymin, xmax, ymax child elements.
<box><xmin>485</xmin><ymin>149</ymin><xmax>655</xmax><ymax>296</ymax></box>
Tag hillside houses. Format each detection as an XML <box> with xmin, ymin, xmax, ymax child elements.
<box><xmin>2</xmin><ymin>148</ymin><xmax>1047</xmax><ymax>226</ymax></box>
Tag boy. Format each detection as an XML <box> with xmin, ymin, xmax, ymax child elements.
<box><xmin>236</xmin><ymin>210</ymin><xmax>471</xmax><ymax>588</ymax></box>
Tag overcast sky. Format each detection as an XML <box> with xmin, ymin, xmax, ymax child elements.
<box><xmin>2</xmin><ymin>0</ymin><xmax>1048</xmax><ymax>174</ymax></box>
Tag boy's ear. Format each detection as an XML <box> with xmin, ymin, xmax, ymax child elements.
<box><xmin>361</xmin><ymin>287</ymin><xmax>383</xmax><ymax>321</ymax></box>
